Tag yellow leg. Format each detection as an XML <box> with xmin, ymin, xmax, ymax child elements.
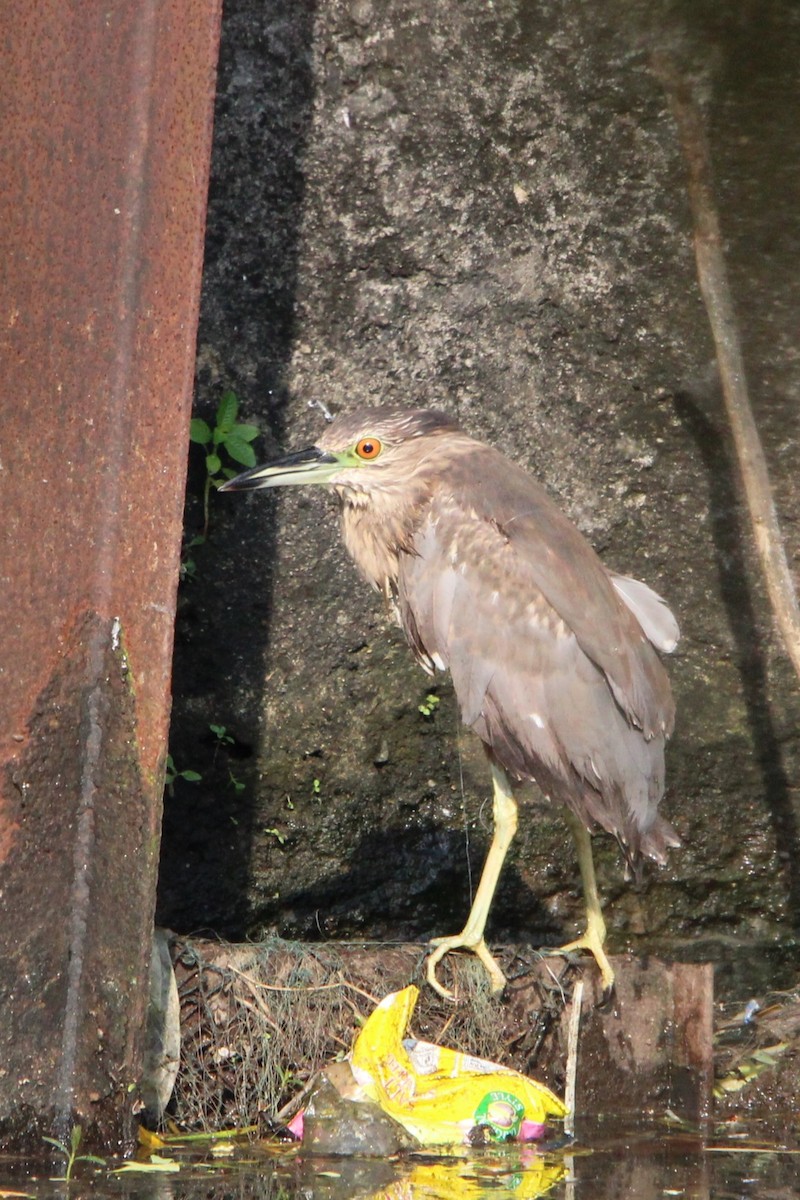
<box><xmin>427</xmin><ymin>762</ymin><xmax>518</xmax><ymax>1000</ymax></box>
<box><xmin>550</xmin><ymin>811</ymin><xmax>615</xmax><ymax>992</ymax></box>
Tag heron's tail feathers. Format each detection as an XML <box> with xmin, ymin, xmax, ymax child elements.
<box><xmin>619</xmin><ymin>813</ymin><xmax>680</xmax><ymax>882</ymax></box>
<box><xmin>643</xmin><ymin>813</ymin><xmax>681</xmax><ymax>862</ymax></box>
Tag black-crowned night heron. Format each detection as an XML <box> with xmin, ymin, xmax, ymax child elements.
<box><xmin>220</xmin><ymin>408</ymin><xmax>679</xmax><ymax>998</ymax></box>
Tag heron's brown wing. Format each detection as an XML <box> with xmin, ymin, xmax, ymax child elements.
<box><xmin>398</xmin><ymin>514</ymin><xmax>498</xmax><ymax>725</ymax></box>
<box><xmin>396</xmin><ymin>490</ymin><xmax>674</xmax><ymax>855</ymax></box>
<box><xmin>472</xmin><ymin>624</ymin><xmax>670</xmax><ymax>854</ymax></box>
<box><xmin>443</xmin><ymin>445</ymin><xmax>676</xmax><ymax>740</ymax></box>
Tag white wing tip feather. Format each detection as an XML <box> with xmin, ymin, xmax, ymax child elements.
<box><xmin>610</xmin><ymin>571</ymin><xmax>680</xmax><ymax>654</ymax></box>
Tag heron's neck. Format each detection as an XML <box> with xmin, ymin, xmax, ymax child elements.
<box><xmin>336</xmin><ymin>481</ymin><xmax>426</xmax><ymax>592</ymax></box>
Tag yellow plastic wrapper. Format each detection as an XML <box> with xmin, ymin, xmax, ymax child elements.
<box><xmin>349</xmin><ymin>986</ymin><xmax>567</xmax><ymax>1147</ymax></box>
<box><xmin>377</xmin><ymin>1155</ymin><xmax>567</xmax><ymax>1199</ymax></box>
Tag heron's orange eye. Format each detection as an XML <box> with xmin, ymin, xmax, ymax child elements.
<box><xmin>355</xmin><ymin>437</ymin><xmax>382</xmax><ymax>460</ymax></box>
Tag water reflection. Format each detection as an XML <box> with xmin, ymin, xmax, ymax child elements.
<box><xmin>5</xmin><ymin>1135</ymin><xmax>800</xmax><ymax>1200</ymax></box>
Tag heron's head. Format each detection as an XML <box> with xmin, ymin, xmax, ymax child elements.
<box><xmin>219</xmin><ymin>407</ymin><xmax>461</xmax><ymax>499</ymax></box>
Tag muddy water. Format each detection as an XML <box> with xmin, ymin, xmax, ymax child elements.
<box><xmin>3</xmin><ymin>1128</ymin><xmax>799</xmax><ymax>1200</ymax></box>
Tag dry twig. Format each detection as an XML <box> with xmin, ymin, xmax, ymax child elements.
<box><xmin>656</xmin><ymin>55</ymin><xmax>800</xmax><ymax>684</ymax></box>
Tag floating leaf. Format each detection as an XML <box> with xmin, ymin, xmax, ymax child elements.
<box><xmin>714</xmin><ymin>1041</ymin><xmax>790</xmax><ymax>1097</ymax></box>
<box><xmin>138</xmin><ymin>1127</ymin><xmax>167</xmax><ymax>1151</ymax></box>
<box><xmin>113</xmin><ymin>1155</ymin><xmax>181</xmax><ymax>1174</ymax></box>
<box><xmin>210</xmin><ymin>1142</ymin><xmax>236</xmax><ymax>1158</ymax></box>
<box><xmin>158</xmin><ymin>1125</ymin><xmax>258</xmax><ymax>1144</ymax></box>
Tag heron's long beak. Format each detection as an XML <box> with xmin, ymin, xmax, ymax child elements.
<box><xmin>218</xmin><ymin>446</ymin><xmax>340</xmax><ymax>491</ymax></box>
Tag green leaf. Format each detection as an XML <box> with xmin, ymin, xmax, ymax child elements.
<box><xmin>223</xmin><ymin>435</ymin><xmax>257</xmax><ymax>468</ymax></box>
<box><xmin>234</xmin><ymin>423</ymin><xmax>260</xmax><ymax>442</ymax></box>
<box><xmin>189</xmin><ymin>418</ymin><xmax>212</xmax><ymax>445</ymax></box>
<box><xmin>216</xmin><ymin>390</ymin><xmax>239</xmax><ymax>434</ymax></box>
<box><xmin>42</xmin><ymin>1136</ymin><xmax>67</xmax><ymax>1154</ymax></box>
<box><xmin>180</xmin><ymin>770</ymin><xmax>202</xmax><ymax>783</ymax></box>
<box><xmin>206</xmin><ymin>453</ymin><xmax>222</xmax><ymax>476</ymax></box>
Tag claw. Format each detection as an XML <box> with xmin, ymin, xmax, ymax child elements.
<box><xmin>547</xmin><ymin>929</ymin><xmax>616</xmax><ymax>994</ymax></box>
<box><xmin>426</xmin><ymin>934</ymin><xmax>507</xmax><ymax>1000</ymax></box>
<box><xmin>545</xmin><ymin>886</ymin><xmax>616</xmax><ymax>995</ymax></box>
<box><xmin>596</xmin><ymin>980</ymin><xmax>616</xmax><ymax>1010</ymax></box>
<box><xmin>426</xmin><ymin>941</ymin><xmax>457</xmax><ymax>1000</ymax></box>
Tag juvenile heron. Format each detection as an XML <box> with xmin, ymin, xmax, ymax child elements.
<box><xmin>221</xmin><ymin>408</ymin><xmax>679</xmax><ymax>998</ymax></box>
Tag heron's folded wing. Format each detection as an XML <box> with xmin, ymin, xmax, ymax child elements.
<box><xmin>444</xmin><ymin>447</ymin><xmax>677</xmax><ymax>740</ymax></box>
<box><xmin>396</xmin><ymin>488</ymin><xmax>673</xmax><ymax>850</ymax></box>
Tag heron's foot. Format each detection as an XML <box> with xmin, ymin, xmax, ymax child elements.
<box><xmin>546</xmin><ymin>915</ymin><xmax>615</xmax><ymax>995</ymax></box>
<box><xmin>426</xmin><ymin>933</ymin><xmax>507</xmax><ymax>1001</ymax></box>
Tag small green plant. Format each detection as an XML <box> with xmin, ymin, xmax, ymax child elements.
<box><xmin>190</xmin><ymin>390</ymin><xmax>259</xmax><ymax>537</ymax></box>
<box><xmin>179</xmin><ymin>533</ymin><xmax>205</xmax><ymax>582</ymax></box>
<box><xmin>43</xmin><ymin>1124</ymin><xmax>105</xmax><ymax>1182</ymax></box>
<box><xmin>311</xmin><ymin>778</ymin><xmax>321</xmax><ymax>797</ymax></box>
<box><xmin>164</xmin><ymin>754</ymin><xmax>202</xmax><ymax>797</ymax></box>
<box><xmin>228</xmin><ymin>768</ymin><xmax>246</xmax><ymax>794</ymax></box>
<box><xmin>209</xmin><ymin>725</ymin><xmax>246</xmax><ymax>793</ymax></box>
<box><xmin>265</xmin><ymin>827</ymin><xmax>287</xmax><ymax>845</ymax></box>
<box><xmin>418</xmin><ymin>692</ymin><xmax>440</xmax><ymax>718</ymax></box>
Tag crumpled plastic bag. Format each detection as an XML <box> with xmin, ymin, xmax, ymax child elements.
<box><xmin>345</xmin><ymin>984</ymin><xmax>567</xmax><ymax>1147</ymax></box>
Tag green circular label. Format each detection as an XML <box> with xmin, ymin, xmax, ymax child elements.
<box><xmin>473</xmin><ymin>1090</ymin><xmax>526</xmax><ymax>1141</ymax></box>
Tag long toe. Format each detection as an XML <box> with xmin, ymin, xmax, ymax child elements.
<box><xmin>426</xmin><ymin>941</ymin><xmax>457</xmax><ymax>1000</ymax></box>
<box><xmin>426</xmin><ymin>934</ymin><xmax>507</xmax><ymax>999</ymax></box>
<box><xmin>547</xmin><ymin>931</ymin><xmax>616</xmax><ymax>993</ymax></box>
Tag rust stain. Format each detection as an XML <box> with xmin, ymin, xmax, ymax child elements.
<box><xmin>0</xmin><ymin>0</ymin><xmax>222</xmax><ymax>1149</ymax></box>
<box><xmin>0</xmin><ymin>0</ymin><xmax>222</xmax><ymax>793</ymax></box>
<box><xmin>0</xmin><ymin>614</ymin><xmax>155</xmax><ymax>1149</ymax></box>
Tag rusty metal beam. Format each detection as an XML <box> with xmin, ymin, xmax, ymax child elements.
<box><xmin>0</xmin><ymin>0</ymin><xmax>222</xmax><ymax>1152</ymax></box>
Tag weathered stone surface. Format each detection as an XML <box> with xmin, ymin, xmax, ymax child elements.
<box><xmin>161</xmin><ymin>0</ymin><xmax>800</xmax><ymax>992</ymax></box>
